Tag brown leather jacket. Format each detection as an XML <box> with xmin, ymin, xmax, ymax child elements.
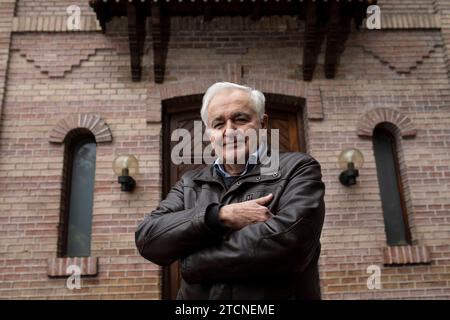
<box><xmin>135</xmin><ymin>152</ymin><xmax>326</xmax><ymax>299</ymax></box>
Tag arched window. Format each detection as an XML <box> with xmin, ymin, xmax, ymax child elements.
<box><xmin>59</xmin><ymin>132</ymin><xmax>97</xmax><ymax>257</ymax></box>
<box><xmin>372</xmin><ymin>124</ymin><xmax>411</xmax><ymax>246</ymax></box>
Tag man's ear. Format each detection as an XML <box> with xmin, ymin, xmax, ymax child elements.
<box><xmin>261</xmin><ymin>114</ymin><xmax>268</xmax><ymax>129</ymax></box>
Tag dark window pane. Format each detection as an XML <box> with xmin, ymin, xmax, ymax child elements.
<box><xmin>66</xmin><ymin>139</ymin><xmax>96</xmax><ymax>257</ymax></box>
<box><xmin>373</xmin><ymin>127</ymin><xmax>410</xmax><ymax>246</ymax></box>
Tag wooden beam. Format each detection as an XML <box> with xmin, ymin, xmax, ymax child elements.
<box><xmin>150</xmin><ymin>2</ymin><xmax>169</xmax><ymax>84</ymax></box>
<box><xmin>90</xmin><ymin>0</ymin><xmax>375</xmax><ymax>82</ymax></box>
<box><xmin>203</xmin><ymin>3</ymin><xmax>213</xmax><ymax>22</ymax></box>
<box><xmin>303</xmin><ymin>1</ymin><xmax>326</xmax><ymax>81</ymax></box>
<box><xmin>251</xmin><ymin>0</ymin><xmax>262</xmax><ymax>21</ymax></box>
<box><xmin>89</xmin><ymin>0</ymin><xmax>110</xmax><ymax>32</ymax></box>
<box><xmin>127</xmin><ymin>2</ymin><xmax>146</xmax><ymax>81</ymax></box>
<box><xmin>324</xmin><ymin>1</ymin><xmax>351</xmax><ymax>79</ymax></box>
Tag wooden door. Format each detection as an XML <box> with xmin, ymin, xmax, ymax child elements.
<box><xmin>161</xmin><ymin>93</ymin><xmax>305</xmax><ymax>299</ymax></box>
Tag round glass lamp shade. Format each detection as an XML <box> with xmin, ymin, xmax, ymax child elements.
<box><xmin>338</xmin><ymin>148</ymin><xmax>364</xmax><ymax>170</ymax></box>
<box><xmin>113</xmin><ymin>155</ymin><xmax>139</xmax><ymax>176</ymax></box>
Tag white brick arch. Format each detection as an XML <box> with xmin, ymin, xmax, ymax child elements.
<box><xmin>49</xmin><ymin>113</ymin><xmax>112</xmax><ymax>144</ymax></box>
<box><xmin>356</xmin><ymin>108</ymin><xmax>417</xmax><ymax>138</ymax></box>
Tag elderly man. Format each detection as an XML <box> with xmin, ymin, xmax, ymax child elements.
<box><xmin>135</xmin><ymin>82</ymin><xmax>325</xmax><ymax>300</ymax></box>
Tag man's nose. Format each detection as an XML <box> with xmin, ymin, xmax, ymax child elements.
<box><xmin>223</xmin><ymin>120</ymin><xmax>237</xmax><ymax>132</ymax></box>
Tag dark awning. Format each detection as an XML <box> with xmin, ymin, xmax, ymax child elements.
<box><xmin>89</xmin><ymin>0</ymin><xmax>375</xmax><ymax>82</ymax></box>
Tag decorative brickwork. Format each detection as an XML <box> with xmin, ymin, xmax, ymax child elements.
<box><xmin>0</xmin><ymin>0</ymin><xmax>15</xmax><ymax>122</ymax></box>
<box><xmin>436</xmin><ymin>0</ymin><xmax>450</xmax><ymax>78</ymax></box>
<box><xmin>354</xmin><ymin>31</ymin><xmax>444</xmax><ymax>75</ymax></box>
<box><xmin>357</xmin><ymin>108</ymin><xmax>417</xmax><ymax>138</ymax></box>
<box><xmin>12</xmin><ymin>16</ymin><xmax>101</xmax><ymax>32</ymax></box>
<box><xmin>383</xmin><ymin>245</ymin><xmax>431</xmax><ymax>266</ymax></box>
<box><xmin>11</xmin><ymin>33</ymin><xmax>119</xmax><ymax>78</ymax></box>
<box><xmin>365</xmin><ymin>14</ymin><xmax>441</xmax><ymax>29</ymax></box>
<box><xmin>47</xmin><ymin>257</ymin><xmax>98</xmax><ymax>277</ymax></box>
<box><xmin>49</xmin><ymin>114</ymin><xmax>112</xmax><ymax>144</ymax></box>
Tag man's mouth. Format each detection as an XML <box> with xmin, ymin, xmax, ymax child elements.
<box><xmin>223</xmin><ymin>138</ymin><xmax>246</xmax><ymax>145</ymax></box>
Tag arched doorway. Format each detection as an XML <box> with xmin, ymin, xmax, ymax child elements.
<box><xmin>161</xmin><ymin>93</ymin><xmax>306</xmax><ymax>299</ymax></box>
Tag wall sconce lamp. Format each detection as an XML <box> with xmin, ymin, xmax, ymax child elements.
<box><xmin>338</xmin><ymin>148</ymin><xmax>364</xmax><ymax>187</ymax></box>
<box><xmin>113</xmin><ymin>155</ymin><xmax>139</xmax><ymax>192</ymax></box>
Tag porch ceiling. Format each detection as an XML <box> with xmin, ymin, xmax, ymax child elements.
<box><xmin>89</xmin><ymin>0</ymin><xmax>376</xmax><ymax>82</ymax></box>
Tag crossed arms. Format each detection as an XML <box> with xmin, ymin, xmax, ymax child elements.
<box><xmin>135</xmin><ymin>155</ymin><xmax>325</xmax><ymax>283</ymax></box>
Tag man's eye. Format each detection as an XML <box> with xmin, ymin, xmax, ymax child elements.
<box><xmin>235</xmin><ymin>118</ymin><xmax>247</xmax><ymax>123</ymax></box>
<box><xmin>214</xmin><ymin>123</ymin><xmax>223</xmax><ymax>129</ymax></box>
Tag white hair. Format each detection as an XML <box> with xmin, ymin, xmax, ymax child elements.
<box><xmin>200</xmin><ymin>82</ymin><xmax>266</xmax><ymax>126</ymax></box>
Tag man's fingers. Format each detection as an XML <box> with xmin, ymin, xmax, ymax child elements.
<box><xmin>265</xmin><ymin>209</ymin><xmax>274</xmax><ymax>219</ymax></box>
<box><xmin>253</xmin><ymin>193</ymin><xmax>273</xmax><ymax>205</ymax></box>
<box><xmin>255</xmin><ymin>209</ymin><xmax>272</xmax><ymax>222</ymax></box>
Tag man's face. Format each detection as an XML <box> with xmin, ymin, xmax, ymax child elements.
<box><xmin>207</xmin><ymin>89</ymin><xmax>266</xmax><ymax>164</ymax></box>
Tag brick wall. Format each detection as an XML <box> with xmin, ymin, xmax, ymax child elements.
<box><xmin>437</xmin><ymin>0</ymin><xmax>450</xmax><ymax>80</ymax></box>
<box><xmin>0</xmin><ymin>0</ymin><xmax>450</xmax><ymax>299</ymax></box>
<box><xmin>16</xmin><ymin>0</ymin><xmax>437</xmax><ymax>17</ymax></box>
<box><xmin>16</xmin><ymin>0</ymin><xmax>94</xmax><ymax>16</ymax></box>
<box><xmin>0</xmin><ymin>0</ymin><xmax>15</xmax><ymax>120</ymax></box>
<box><xmin>377</xmin><ymin>0</ymin><xmax>437</xmax><ymax>14</ymax></box>
<box><xmin>0</xmin><ymin>31</ymin><xmax>161</xmax><ymax>299</ymax></box>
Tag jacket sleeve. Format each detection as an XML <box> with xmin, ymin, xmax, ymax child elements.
<box><xmin>180</xmin><ymin>155</ymin><xmax>325</xmax><ymax>283</ymax></box>
<box><xmin>135</xmin><ymin>177</ymin><xmax>222</xmax><ymax>266</ymax></box>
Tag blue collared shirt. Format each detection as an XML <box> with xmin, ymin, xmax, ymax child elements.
<box><xmin>213</xmin><ymin>149</ymin><xmax>259</xmax><ymax>179</ymax></box>
<box><xmin>208</xmin><ymin>146</ymin><xmax>264</xmax><ymax>232</ymax></box>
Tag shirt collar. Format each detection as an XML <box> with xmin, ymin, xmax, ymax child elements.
<box><xmin>213</xmin><ymin>144</ymin><xmax>264</xmax><ymax>178</ymax></box>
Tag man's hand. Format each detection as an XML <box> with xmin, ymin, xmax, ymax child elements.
<box><xmin>218</xmin><ymin>194</ymin><xmax>273</xmax><ymax>231</ymax></box>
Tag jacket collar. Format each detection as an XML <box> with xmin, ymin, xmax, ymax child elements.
<box><xmin>213</xmin><ymin>146</ymin><xmax>261</xmax><ymax>178</ymax></box>
<box><xmin>192</xmin><ymin>159</ymin><xmax>281</xmax><ymax>185</ymax></box>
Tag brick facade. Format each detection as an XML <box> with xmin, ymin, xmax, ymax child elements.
<box><xmin>0</xmin><ymin>0</ymin><xmax>450</xmax><ymax>299</ymax></box>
